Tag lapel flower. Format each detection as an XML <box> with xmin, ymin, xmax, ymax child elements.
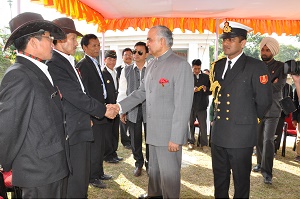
<box><xmin>159</xmin><ymin>78</ymin><xmax>169</xmax><ymax>87</ymax></box>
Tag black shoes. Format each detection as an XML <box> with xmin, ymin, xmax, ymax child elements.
<box><xmin>134</xmin><ymin>167</ymin><xmax>142</xmax><ymax>177</ymax></box>
<box><xmin>90</xmin><ymin>178</ymin><xmax>107</xmax><ymax>188</ymax></box>
<box><xmin>252</xmin><ymin>164</ymin><xmax>261</xmax><ymax>172</ymax></box>
<box><xmin>138</xmin><ymin>193</ymin><xmax>163</xmax><ymax>199</ymax></box>
<box><xmin>264</xmin><ymin>176</ymin><xmax>272</xmax><ymax>184</ymax></box>
<box><xmin>252</xmin><ymin>164</ymin><xmax>272</xmax><ymax>184</ymax></box>
<box><xmin>114</xmin><ymin>156</ymin><xmax>123</xmax><ymax>161</ymax></box>
<box><xmin>294</xmin><ymin>156</ymin><xmax>300</xmax><ymax>162</ymax></box>
<box><xmin>100</xmin><ymin>174</ymin><xmax>112</xmax><ymax>180</ymax></box>
<box><xmin>105</xmin><ymin>158</ymin><xmax>119</xmax><ymax>164</ymax></box>
<box><xmin>138</xmin><ymin>193</ymin><xmax>149</xmax><ymax>199</ymax></box>
<box><xmin>105</xmin><ymin>156</ymin><xmax>124</xmax><ymax>163</ymax></box>
<box><xmin>188</xmin><ymin>143</ymin><xmax>194</xmax><ymax>150</ymax></box>
<box><xmin>124</xmin><ymin>144</ymin><xmax>132</xmax><ymax>149</ymax></box>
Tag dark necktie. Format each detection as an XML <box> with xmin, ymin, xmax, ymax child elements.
<box><xmin>224</xmin><ymin>60</ymin><xmax>232</xmax><ymax>79</ymax></box>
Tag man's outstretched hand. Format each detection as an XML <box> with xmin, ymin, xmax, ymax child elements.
<box><xmin>105</xmin><ymin>104</ymin><xmax>120</xmax><ymax>119</ymax></box>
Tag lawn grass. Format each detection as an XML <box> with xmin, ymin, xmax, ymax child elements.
<box><xmin>88</xmin><ymin>136</ymin><xmax>300</xmax><ymax>198</ymax></box>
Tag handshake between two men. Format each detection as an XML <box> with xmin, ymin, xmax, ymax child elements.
<box><xmin>104</xmin><ymin>104</ymin><xmax>121</xmax><ymax>119</ymax></box>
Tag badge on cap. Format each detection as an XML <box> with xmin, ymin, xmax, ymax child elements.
<box><xmin>223</xmin><ymin>21</ymin><xmax>232</xmax><ymax>33</ymax></box>
<box><xmin>260</xmin><ymin>75</ymin><xmax>268</xmax><ymax>84</ymax></box>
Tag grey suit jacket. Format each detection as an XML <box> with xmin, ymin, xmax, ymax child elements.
<box><xmin>119</xmin><ymin>49</ymin><xmax>194</xmax><ymax>146</ymax></box>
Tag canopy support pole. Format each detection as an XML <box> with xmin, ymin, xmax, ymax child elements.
<box><xmin>215</xmin><ymin>18</ymin><xmax>220</xmax><ymax>61</ymax></box>
<box><xmin>101</xmin><ymin>32</ymin><xmax>105</xmax><ymax>67</ymax></box>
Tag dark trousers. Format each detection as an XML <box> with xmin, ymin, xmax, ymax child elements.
<box><xmin>120</xmin><ymin>120</ymin><xmax>131</xmax><ymax>146</ymax></box>
<box><xmin>274</xmin><ymin>115</ymin><xmax>285</xmax><ymax>153</ymax></box>
<box><xmin>105</xmin><ymin>116</ymin><xmax>120</xmax><ymax>160</ymax></box>
<box><xmin>211</xmin><ymin>144</ymin><xmax>252</xmax><ymax>198</ymax></box>
<box><xmin>128</xmin><ymin>115</ymin><xmax>148</xmax><ymax>168</ymax></box>
<box><xmin>189</xmin><ymin>109</ymin><xmax>208</xmax><ymax>146</ymax></box>
<box><xmin>21</xmin><ymin>177</ymin><xmax>68</xmax><ymax>198</ymax></box>
<box><xmin>112</xmin><ymin>116</ymin><xmax>120</xmax><ymax>158</ymax></box>
<box><xmin>90</xmin><ymin>123</ymin><xmax>109</xmax><ymax>180</ymax></box>
<box><xmin>67</xmin><ymin>141</ymin><xmax>90</xmax><ymax>198</ymax></box>
<box><xmin>257</xmin><ymin>117</ymin><xmax>279</xmax><ymax>178</ymax></box>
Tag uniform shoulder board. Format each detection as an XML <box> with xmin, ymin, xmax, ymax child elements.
<box><xmin>212</xmin><ymin>57</ymin><xmax>226</xmax><ymax>65</ymax></box>
<box><xmin>210</xmin><ymin>57</ymin><xmax>226</xmax><ymax>72</ymax></box>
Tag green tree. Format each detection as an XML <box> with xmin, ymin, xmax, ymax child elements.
<box><xmin>74</xmin><ymin>50</ymin><xmax>84</xmax><ymax>64</ymax></box>
<box><xmin>0</xmin><ymin>27</ymin><xmax>16</xmax><ymax>81</ymax></box>
<box><xmin>243</xmin><ymin>33</ymin><xmax>263</xmax><ymax>59</ymax></box>
<box><xmin>276</xmin><ymin>44</ymin><xmax>299</xmax><ymax>62</ymax></box>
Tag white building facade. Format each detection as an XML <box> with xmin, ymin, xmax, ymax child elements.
<box><xmin>98</xmin><ymin>28</ymin><xmax>216</xmax><ymax>70</ymax></box>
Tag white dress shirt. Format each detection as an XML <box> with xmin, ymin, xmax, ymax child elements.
<box><xmin>18</xmin><ymin>53</ymin><xmax>54</xmax><ymax>86</ymax></box>
<box><xmin>221</xmin><ymin>52</ymin><xmax>244</xmax><ymax>79</ymax></box>
<box><xmin>117</xmin><ymin>62</ymin><xmax>147</xmax><ymax>102</ymax></box>
<box><xmin>54</xmin><ymin>49</ymin><xmax>86</xmax><ymax>93</ymax></box>
<box><xmin>86</xmin><ymin>55</ymin><xmax>107</xmax><ymax>99</ymax></box>
<box><xmin>105</xmin><ymin>66</ymin><xmax>117</xmax><ymax>89</ymax></box>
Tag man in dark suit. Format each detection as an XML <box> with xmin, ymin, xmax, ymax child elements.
<box><xmin>210</xmin><ymin>21</ymin><xmax>272</xmax><ymax>198</ymax></box>
<box><xmin>76</xmin><ymin>35</ymin><xmax>117</xmax><ymax>190</ymax></box>
<box><xmin>188</xmin><ymin>59</ymin><xmax>211</xmax><ymax>152</ymax></box>
<box><xmin>47</xmin><ymin>20</ymin><xmax>117</xmax><ymax>196</ymax></box>
<box><xmin>115</xmin><ymin>48</ymin><xmax>133</xmax><ymax>149</ymax></box>
<box><xmin>0</xmin><ymin>12</ymin><xmax>69</xmax><ymax>198</ymax></box>
<box><xmin>102</xmin><ymin>50</ymin><xmax>123</xmax><ymax>163</ymax></box>
<box><xmin>253</xmin><ymin>37</ymin><xmax>286</xmax><ymax>185</ymax></box>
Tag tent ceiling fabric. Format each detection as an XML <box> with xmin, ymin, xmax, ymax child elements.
<box><xmin>31</xmin><ymin>0</ymin><xmax>300</xmax><ymax>35</ymax></box>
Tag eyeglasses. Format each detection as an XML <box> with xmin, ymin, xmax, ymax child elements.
<box><xmin>35</xmin><ymin>35</ymin><xmax>54</xmax><ymax>42</ymax></box>
<box><xmin>133</xmin><ymin>50</ymin><xmax>143</xmax><ymax>56</ymax></box>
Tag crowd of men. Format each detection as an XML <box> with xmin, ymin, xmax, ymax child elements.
<box><xmin>0</xmin><ymin>11</ymin><xmax>300</xmax><ymax>199</ymax></box>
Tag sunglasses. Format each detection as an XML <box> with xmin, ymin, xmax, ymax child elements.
<box><xmin>133</xmin><ymin>50</ymin><xmax>143</xmax><ymax>56</ymax></box>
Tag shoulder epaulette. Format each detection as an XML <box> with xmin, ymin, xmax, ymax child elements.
<box><xmin>209</xmin><ymin>57</ymin><xmax>225</xmax><ymax>108</ymax></box>
<box><xmin>212</xmin><ymin>57</ymin><xmax>226</xmax><ymax>65</ymax></box>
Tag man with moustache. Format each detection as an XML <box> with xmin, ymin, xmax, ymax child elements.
<box><xmin>117</xmin><ymin>42</ymin><xmax>149</xmax><ymax>177</ymax></box>
<box><xmin>101</xmin><ymin>50</ymin><xmax>123</xmax><ymax>164</ymax></box>
<box><xmin>47</xmin><ymin>19</ymin><xmax>117</xmax><ymax>197</ymax></box>
<box><xmin>77</xmin><ymin>35</ymin><xmax>118</xmax><ymax>190</ymax></box>
<box><xmin>115</xmin><ymin>48</ymin><xmax>133</xmax><ymax>149</ymax></box>
<box><xmin>210</xmin><ymin>21</ymin><xmax>272</xmax><ymax>198</ymax></box>
<box><xmin>253</xmin><ymin>37</ymin><xmax>287</xmax><ymax>185</ymax></box>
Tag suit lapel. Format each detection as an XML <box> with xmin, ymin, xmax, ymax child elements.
<box><xmin>52</xmin><ymin>51</ymin><xmax>78</xmax><ymax>82</ymax></box>
<box><xmin>215</xmin><ymin>58</ymin><xmax>226</xmax><ymax>82</ymax></box>
<box><xmin>116</xmin><ymin>65</ymin><xmax>122</xmax><ymax>80</ymax></box>
<box><xmin>18</xmin><ymin>57</ymin><xmax>63</xmax><ymax>112</ymax></box>
<box><xmin>103</xmin><ymin>67</ymin><xmax>117</xmax><ymax>91</ymax></box>
<box><xmin>85</xmin><ymin>55</ymin><xmax>102</xmax><ymax>80</ymax></box>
